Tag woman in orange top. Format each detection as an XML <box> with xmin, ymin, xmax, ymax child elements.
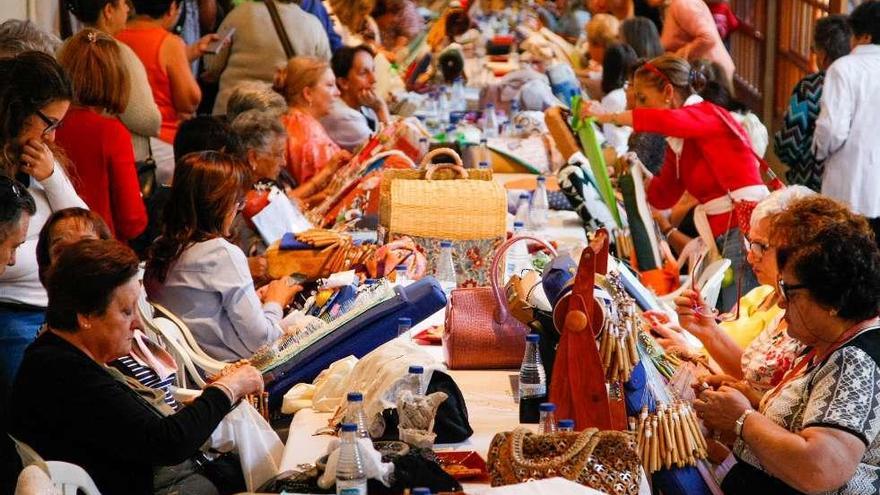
<box><xmin>277</xmin><ymin>56</ymin><xmax>350</xmax><ymax>185</ymax></box>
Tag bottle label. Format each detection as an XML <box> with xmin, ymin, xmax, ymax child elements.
<box><xmin>337</xmin><ymin>481</ymin><xmax>367</xmax><ymax>495</ymax></box>
<box><xmin>519</xmin><ymin>382</ymin><xmax>546</xmax><ymax>398</ymax></box>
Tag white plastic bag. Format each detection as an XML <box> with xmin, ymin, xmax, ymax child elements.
<box><xmin>209</xmin><ymin>402</ymin><xmax>283</xmax><ymax>491</ymax></box>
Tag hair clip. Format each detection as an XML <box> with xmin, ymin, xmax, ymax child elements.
<box><xmin>87</xmin><ymin>31</ymin><xmax>98</xmax><ymax>44</ymax></box>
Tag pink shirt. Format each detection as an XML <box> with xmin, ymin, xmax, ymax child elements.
<box><xmin>660</xmin><ymin>0</ymin><xmax>735</xmax><ymax>83</ymax></box>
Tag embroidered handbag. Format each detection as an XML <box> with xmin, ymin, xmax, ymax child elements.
<box><xmin>486</xmin><ymin>428</ymin><xmax>641</xmax><ymax>494</ymax></box>
<box><xmin>443</xmin><ymin>236</ymin><xmax>557</xmax><ymax>369</ymax></box>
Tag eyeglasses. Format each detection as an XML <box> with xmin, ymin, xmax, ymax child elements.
<box><xmin>778</xmin><ymin>278</ymin><xmax>808</xmax><ymax>302</ymax></box>
<box><xmin>745</xmin><ymin>238</ymin><xmax>770</xmax><ymax>258</ymax></box>
<box><xmin>235</xmin><ymin>198</ymin><xmax>246</xmax><ymax>212</ymax></box>
<box><xmin>35</xmin><ymin>109</ymin><xmax>62</xmax><ymax>136</ymax></box>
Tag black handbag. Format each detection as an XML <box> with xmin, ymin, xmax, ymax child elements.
<box><xmin>130</xmin><ymin>147</ymin><xmax>172</xmax><ymax>257</ymax></box>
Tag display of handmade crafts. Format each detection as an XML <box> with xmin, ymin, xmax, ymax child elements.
<box><xmin>396</xmin><ymin>391</ymin><xmax>448</xmax><ymax>448</ymax></box>
<box><xmin>600</xmin><ymin>272</ymin><xmax>642</xmax><ymax>383</ymax></box>
<box><xmin>631</xmin><ymin>401</ymin><xmax>708</xmax><ymax>474</ymax></box>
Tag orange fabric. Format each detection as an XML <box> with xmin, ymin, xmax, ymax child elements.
<box><xmin>116</xmin><ymin>26</ymin><xmax>179</xmax><ymax>144</ymax></box>
<box><xmin>282</xmin><ymin>108</ymin><xmax>342</xmax><ymax>184</ymax></box>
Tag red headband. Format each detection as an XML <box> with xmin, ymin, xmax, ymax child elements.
<box><xmin>642</xmin><ymin>62</ymin><xmax>672</xmax><ymax>87</ymax></box>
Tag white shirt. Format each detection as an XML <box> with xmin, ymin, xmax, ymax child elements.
<box><xmin>814</xmin><ymin>44</ymin><xmax>880</xmax><ymax>217</ymax></box>
<box><xmin>0</xmin><ymin>165</ymin><xmax>87</xmax><ymax>307</ymax></box>
<box><xmin>320</xmin><ymin>100</ymin><xmax>378</xmax><ymax>152</ymax></box>
<box><xmin>145</xmin><ymin>238</ymin><xmax>283</xmax><ymax>361</ymax></box>
<box><xmin>599</xmin><ymin>88</ymin><xmax>632</xmax><ymax>156</ymax></box>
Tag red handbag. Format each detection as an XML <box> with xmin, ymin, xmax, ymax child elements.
<box><xmin>443</xmin><ymin>235</ymin><xmax>557</xmax><ymax>369</ymax></box>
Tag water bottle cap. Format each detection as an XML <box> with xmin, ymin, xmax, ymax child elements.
<box><xmin>412</xmin><ymin>488</ymin><xmax>432</xmax><ymax>495</ymax></box>
<box><xmin>539</xmin><ymin>402</ymin><xmax>556</xmax><ymax>412</ymax></box>
<box><xmin>364</xmin><ymin>278</ymin><xmax>377</xmax><ymax>285</ymax></box>
<box><xmin>398</xmin><ymin>317</ymin><xmax>412</xmax><ymax>325</ymax></box>
<box><xmin>558</xmin><ymin>419</ymin><xmax>575</xmax><ymax>429</ymax></box>
<box><xmin>480</xmin><ymin>138</ymin><xmax>488</xmax><ymax>144</ymax></box>
<box><xmin>519</xmin><ymin>193</ymin><xmax>530</xmax><ymax>199</ymax></box>
<box><xmin>396</xmin><ymin>264</ymin><xmax>407</xmax><ymax>272</ymax></box>
<box><xmin>526</xmin><ymin>334</ymin><xmax>540</xmax><ymax>343</ymax></box>
<box><xmin>347</xmin><ymin>392</ymin><xmax>363</xmax><ymax>402</ymax></box>
<box><xmin>419</xmin><ymin>137</ymin><xmax>428</xmax><ymax>142</ymax></box>
<box><xmin>340</xmin><ymin>423</ymin><xmax>357</xmax><ymax>432</ymax></box>
<box><xmin>486</xmin><ymin>103</ymin><xmax>495</xmax><ymax>108</ymax></box>
<box><xmin>447</xmin><ymin>125</ymin><xmax>456</xmax><ymax>132</ymax></box>
<box><xmin>478</xmin><ymin>161</ymin><xmax>489</xmax><ymax>169</ymax></box>
<box><xmin>513</xmin><ymin>221</ymin><xmax>525</xmax><ymax>228</ymax></box>
<box><xmin>537</xmin><ymin>175</ymin><xmax>546</xmax><ymax>182</ymax></box>
<box><xmin>440</xmin><ymin>240</ymin><xmax>452</xmax><ymax>248</ymax></box>
<box><xmin>409</xmin><ymin>365</ymin><xmax>424</xmax><ymax>374</ymax></box>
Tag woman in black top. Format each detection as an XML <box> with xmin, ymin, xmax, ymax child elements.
<box><xmin>10</xmin><ymin>239</ymin><xmax>264</xmax><ymax>495</ymax></box>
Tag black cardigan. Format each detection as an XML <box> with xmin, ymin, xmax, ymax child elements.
<box><xmin>10</xmin><ymin>331</ymin><xmax>232</xmax><ymax>495</ymax></box>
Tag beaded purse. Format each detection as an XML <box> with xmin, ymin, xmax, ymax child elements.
<box><xmin>486</xmin><ymin>428</ymin><xmax>641</xmax><ymax>494</ymax></box>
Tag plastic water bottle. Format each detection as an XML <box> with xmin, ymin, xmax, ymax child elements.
<box><xmin>400</xmin><ymin>365</ymin><xmax>425</xmax><ymax>399</ymax></box>
<box><xmin>336</xmin><ymin>423</ymin><xmax>367</xmax><ymax>495</ymax></box>
<box><xmin>436</xmin><ymin>240</ymin><xmax>457</xmax><ymax>296</ymax></box>
<box><xmin>345</xmin><ymin>392</ymin><xmax>370</xmax><ymax>439</ymax></box>
<box><xmin>515</xmin><ymin>193</ymin><xmax>530</xmax><ymax>226</ymax></box>
<box><xmin>504</xmin><ymin>223</ymin><xmax>530</xmax><ymax>281</ymax></box>
<box><xmin>479</xmin><ymin>138</ymin><xmax>490</xmax><ymax>164</ymax></box>
<box><xmin>510</xmin><ymin>100</ymin><xmax>521</xmax><ymax>120</ymax></box>
<box><xmin>394</xmin><ymin>264</ymin><xmax>410</xmax><ymax>287</ymax></box>
<box><xmin>483</xmin><ymin>103</ymin><xmax>499</xmax><ymax>138</ymax></box>
<box><xmin>397</xmin><ymin>317</ymin><xmax>412</xmax><ymax>339</ymax></box>
<box><xmin>529</xmin><ymin>176</ymin><xmax>550</xmax><ymax>230</ymax></box>
<box><xmin>539</xmin><ymin>403</ymin><xmax>558</xmax><ymax>434</ymax></box>
<box><xmin>558</xmin><ymin>419</ymin><xmax>575</xmax><ymax>432</ymax></box>
<box><xmin>418</xmin><ymin>137</ymin><xmax>429</xmax><ymax>161</ymax></box>
<box><xmin>518</xmin><ymin>334</ymin><xmax>547</xmax><ymax>423</ymax></box>
<box><xmin>439</xmin><ymin>87</ymin><xmax>451</xmax><ymax>125</ymax></box>
<box><xmin>452</xmin><ymin>77</ymin><xmax>466</xmax><ymax>112</ymax></box>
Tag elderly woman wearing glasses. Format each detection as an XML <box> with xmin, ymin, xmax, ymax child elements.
<box><xmin>0</xmin><ymin>52</ymin><xmax>87</xmax><ymax>390</ymax></box>
<box><xmin>694</xmin><ymin>196</ymin><xmax>880</xmax><ymax>494</ymax></box>
<box><xmin>649</xmin><ymin>186</ymin><xmax>815</xmax><ymax>403</ymax></box>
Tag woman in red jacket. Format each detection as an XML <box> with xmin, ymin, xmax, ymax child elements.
<box><xmin>56</xmin><ymin>29</ymin><xmax>147</xmax><ymax>242</ymax></box>
<box><xmin>583</xmin><ymin>54</ymin><xmax>767</xmax><ymax>311</ymax></box>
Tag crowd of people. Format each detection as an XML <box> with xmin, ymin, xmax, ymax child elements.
<box><xmin>1</xmin><ymin>0</ymin><xmax>880</xmax><ymax>494</ymax></box>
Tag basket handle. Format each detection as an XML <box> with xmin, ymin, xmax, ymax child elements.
<box><xmin>490</xmin><ymin>235</ymin><xmax>558</xmax><ymax>325</ymax></box>
<box><xmin>419</xmin><ymin>147</ymin><xmax>464</xmax><ymax>169</ymax></box>
<box><xmin>424</xmin><ymin>163</ymin><xmax>469</xmax><ymax>180</ymax></box>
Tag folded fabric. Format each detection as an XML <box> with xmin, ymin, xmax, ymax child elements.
<box><xmin>279</xmin><ymin>233</ymin><xmax>312</xmax><ymax>250</ymax></box>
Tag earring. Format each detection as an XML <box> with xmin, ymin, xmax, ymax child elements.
<box><xmin>830</xmin><ymin>309</ymin><xmax>838</xmax><ymax>316</ymax></box>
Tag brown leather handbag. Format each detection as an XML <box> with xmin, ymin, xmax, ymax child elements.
<box><xmin>443</xmin><ymin>235</ymin><xmax>556</xmax><ymax>369</ymax></box>
<box><xmin>486</xmin><ymin>428</ymin><xmax>641</xmax><ymax>494</ymax></box>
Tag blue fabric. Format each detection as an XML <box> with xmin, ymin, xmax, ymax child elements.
<box><xmin>652</xmin><ymin>466</ymin><xmax>714</xmax><ymax>495</ymax></box>
<box><xmin>279</xmin><ymin>233</ymin><xmax>312</xmax><ymax>250</ymax></box>
<box><xmin>716</xmin><ymin>227</ymin><xmax>758</xmax><ymax>313</ymax></box>
<box><xmin>299</xmin><ymin>0</ymin><xmax>343</xmax><ymax>53</ymax></box>
<box><xmin>266</xmin><ymin>277</ymin><xmax>447</xmax><ymax>408</ymax></box>
<box><xmin>0</xmin><ymin>307</ymin><xmax>45</xmax><ymax>391</ymax></box>
<box><xmin>541</xmin><ymin>255</ymin><xmax>578</xmax><ymax>307</ymax></box>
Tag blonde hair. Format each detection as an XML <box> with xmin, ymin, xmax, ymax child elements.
<box><xmin>586</xmin><ymin>13</ymin><xmax>620</xmax><ymax>47</ymax></box>
<box><xmin>330</xmin><ymin>0</ymin><xmax>375</xmax><ymax>32</ymax></box>
<box><xmin>57</xmin><ymin>28</ymin><xmax>129</xmax><ymax>115</ymax></box>
<box><xmin>276</xmin><ymin>56</ymin><xmax>331</xmax><ymax>106</ymax></box>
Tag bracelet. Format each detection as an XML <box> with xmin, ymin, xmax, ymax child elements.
<box><xmin>211</xmin><ymin>382</ymin><xmax>237</xmax><ymax>404</ymax></box>
<box><xmin>735</xmin><ymin>408</ymin><xmax>755</xmax><ymax>438</ymax></box>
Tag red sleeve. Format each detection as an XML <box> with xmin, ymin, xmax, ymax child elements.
<box><xmin>108</xmin><ymin>122</ymin><xmax>148</xmax><ymax>240</ymax></box>
<box><xmin>726</xmin><ymin>8</ymin><xmax>740</xmax><ymax>32</ymax></box>
<box><xmin>645</xmin><ymin>150</ymin><xmax>686</xmax><ymax>209</ymax></box>
<box><xmin>633</xmin><ymin>103</ymin><xmax>728</xmax><ymax>139</ymax></box>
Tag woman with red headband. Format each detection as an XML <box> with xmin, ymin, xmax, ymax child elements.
<box><xmin>583</xmin><ymin>54</ymin><xmax>768</xmax><ymax>311</ymax></box>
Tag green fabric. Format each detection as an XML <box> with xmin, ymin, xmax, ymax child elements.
<box><xmin>570</xmin><ymin>96</ymin><xmax>623</xmax><ymax>228</ymax></box>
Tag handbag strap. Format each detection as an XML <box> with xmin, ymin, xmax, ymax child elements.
<box><xmin>419</xmin><ymin>147</ymin><xmax>464</xmax><ymax>169</ymax></box>
<box><xmin>265</xmin><ymin>0</ymin><xmax>295</xmax><ymax>60</ymax></box>
<box><xmin>490</xmin><ymin>235</ymin><xmax>558</xmax><ymax>325</ymax></box>
<box><xmin>707</xmin><ymin>104</ymin><xmax>784</xmax><ymax>191</ymax></box>
<box><xmin>509</xmin><ymin>428</ymin><xmax>601</xmax><ymax>469</ymax></box>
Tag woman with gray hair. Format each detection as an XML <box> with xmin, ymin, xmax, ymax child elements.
<box><xmin>0</xmin><ymin>19</ymin><xmax>61</xmax><ymax>58</ymax></box>
<box><xmin>225</xmin><ymin>82</ymin><xmax>288</xmax><ymax>121</ymax></box>
<box><xmin>649</xmin><ymin>185</ymin><xmax>815</xmax><ymax>406</ymax></box>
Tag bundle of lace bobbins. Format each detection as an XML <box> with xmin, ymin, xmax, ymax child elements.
<box><xmin>601</xmin><ymin>273</ymin><xmax>641</xmax><ymax>382</ymax></box>
<box><xmin>209</xmin><ymin>360</ymin><xmax>270</xmax><ymax>420</ymax></box>
<box><xmin>630</xmin><ymin>402</ymin><xmax>707</xmax><ymax>474</ymax></box>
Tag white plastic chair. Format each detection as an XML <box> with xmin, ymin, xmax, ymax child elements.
<box><xmin>151</xmin><ymin>302</ymin><xmax>223</xmax><ymax>363</ymax></box>
<box><xmin>44</xmin><ymin>462</ymin><xmax>101</xmax><ymax>495</ymax></box>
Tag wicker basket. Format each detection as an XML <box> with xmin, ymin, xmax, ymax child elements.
<box><xmin>378</xmin><ymin>148</ymin><xmax>493</xmax><ymax>230</ymax></box>
<box><xmin>385</xmin><ymin>149</ymin><xmax>506</xmax><ymax>241</ymax></box>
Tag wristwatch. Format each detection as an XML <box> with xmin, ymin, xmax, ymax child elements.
<box><xmin>735</xmin><ymin>409</ymin><xmax>755</xmax><ymax>438</ymax></box>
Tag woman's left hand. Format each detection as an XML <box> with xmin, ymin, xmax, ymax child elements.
<box><xmin>693</xmin><ymin>385</ymin><xmax>753</xmax><ymax>434</ymax></box>
<box><xmin>20</xmin><ymin>139</ymin><xmax>55</xmax><ymax>181</ymax></box>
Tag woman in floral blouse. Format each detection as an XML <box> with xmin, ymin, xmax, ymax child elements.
<box><xmin>649</xmin><ymin>186</ymin><xmax>815</xmax><ymax>403</ymax></box>
<box><xmin>695</xmin><ymin>196</ymin><xmax>880</xmax><ymax>495</ymax></box>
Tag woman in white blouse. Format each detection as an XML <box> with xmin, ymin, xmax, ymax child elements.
<box><xmin>0</xmin><ymin>52</ymin><xmax>87</xmax><ymax>390</ymax></box>
<box><xmin>144</xmin><ymin>151</ymin><xmax>301</xmax><ymax>361</ymax></box>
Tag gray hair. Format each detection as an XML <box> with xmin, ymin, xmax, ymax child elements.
<box><xmin>0</xmin><ymin>20</ymin><xmax>62</xmax><ymax>59</ymax></box>
<box><xmin>230</xmin><ymin>109</ymin><xmax>286</xmax><ymax>152</ymax></box>
<box><xmin>225</xmin><ymin>82</ymin><xmax>287</xmax><ymax>121</ymax></box>
<box><xmin>750</xmin><ymin>185</ymin><xmax>816</xmax><ymax>230</ymax></box>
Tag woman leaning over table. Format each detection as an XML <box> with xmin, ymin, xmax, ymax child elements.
<box><xmin>0</xmin><ymin>52</ymin><xmax>87</xmax><ymax>391</ymax></box>
<box><xmin>582</xmin><ymin>54</ymin><xmax>767</xmax><ymax>312</ymax></box>
<box><xmin>647</xmin><ymin>186</ymin><xmax>816</xmax><ymax>406</ymax></box>
<box><xmin>144</xmin><ymin>151</ymin><xmax>301</xmax><ymax>362</ymax></box>
<box><xmin>11</xmin><ymin>239</ymin><xmax>262</xmax><ymax>495</ymax></box>
<box><xmin>694</xmin><ymin>196</ymin><xmax>880</xmax><ymax>495</ymax></box>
